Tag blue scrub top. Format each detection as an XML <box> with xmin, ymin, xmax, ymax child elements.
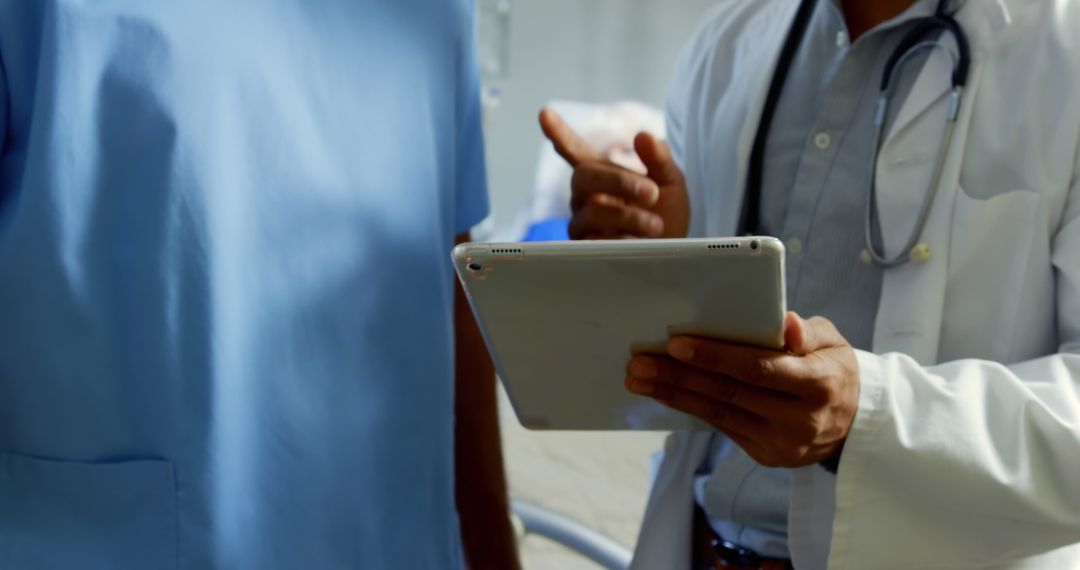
<box><xmin>0</xmin><ymin>1</ymin><xmax>488</xmax><ymax>568</ymax></box>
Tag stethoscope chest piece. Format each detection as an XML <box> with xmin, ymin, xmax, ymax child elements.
<box><xmin>860</xmin><ymin>243</ymin><xmax>932</xmax><ymax>265</ymax></box>
<box><xmin>909</xmin><ymin>243</ymin><xmax>933</xmax><ymax>264</ymax></box>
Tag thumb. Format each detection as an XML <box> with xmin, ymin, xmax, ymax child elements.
<box><xmin>633</xmin><ymin>132</ymin><xmax>683</xmax><ymax>187</ymax></box>
<box><xmin>784</xmin><ymin>312</ymin><xmax>844</xmax><ymax>356</ymax></box>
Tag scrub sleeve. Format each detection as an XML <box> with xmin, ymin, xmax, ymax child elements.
<box><xmin>0</xmin><ymin>53</ymin><xmax>9</xmax><ymax>218</ymax></box>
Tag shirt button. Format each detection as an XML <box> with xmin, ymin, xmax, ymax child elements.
<box><xmin>813</xmin><ymin>131</ymin><xmax>832</xmax><ymax>150</ymax></box>
<box><xmin>836</xmin><ymin>31</ymin><xmax>849</xmax><ymax>48</ymax></box>
<box><xmin>786</xmin><ymin>237</ymin><xmax>804</xmax><ymax>255</ymax></box>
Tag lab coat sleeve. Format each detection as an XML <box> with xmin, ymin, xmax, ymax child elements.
<box><xmin>663</xmin><ymin>27</ymin><xmax>701</xmax><ymax>238</ymax></box>
<box><xmin>827</xmin><ymin>162</ymin><xmax>1080</xmax><ymax>567</ymax></box>
<box><xmin>452</xmin><ymin>0</ymin><xmax>490</xmax><ymax>236</ymax></box>
<box><xmin>663</xmin><ymin>70</ymin><xmax>686</xmax><ymax>174</ymax></box>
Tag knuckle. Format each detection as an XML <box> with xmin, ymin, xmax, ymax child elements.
<box><xmin>808</xmin><ymin>316</ymin><xmax>831</xmax><ymax>329</ymax></box>
<box><xmin>748</xmin><ymin>358</ymin><xmax>776</xmax><ymax>385</ymax></box>
<box><xmin>810</xmin><ymin>316</ymin><xmax>845</xmax><ymax>344</ymax></box>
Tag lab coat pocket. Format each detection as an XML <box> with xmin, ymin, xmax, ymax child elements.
<box><xmin>939</xmin><ymin>187</ymin><xmax>1044</xmax><ymax>361</ymax></box>
<box><xmin>0</xmin><ymin>453</ymin><xmax>177</xmax><ymax>570</ymax></box>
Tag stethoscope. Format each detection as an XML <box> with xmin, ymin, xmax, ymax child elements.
<box><xmin>741</xmin><ymin>0</ymin><xmax>971</xmax><ymax>267</ymax></box>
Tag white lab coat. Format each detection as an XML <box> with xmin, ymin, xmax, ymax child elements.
<box><xmin>631</xmin><ymin>0</ymin><xmax>1080</xmax><ymax>568</ymax></box>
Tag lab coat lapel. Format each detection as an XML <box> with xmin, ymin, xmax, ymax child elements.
<box><xmin>629</xmin><ymin>432</ymin><xmax>713</xmax><ymax>570</ymax></box>
<box><xmin>875</xmin><ymin>53</ymin><xmax>952</xmax><ymax>153</ymax></box>
<box><xmin>870</xmin><ymin>78</ymin><xmax>972</xmax><ymax>363</ymax></box>
<box><xmin>706</xmin><ymin>0</ymin><xmax>805</xmax><ymax>236</ymax></box>
<box><xmin>878</xmin><ymin>0</ymin><xmax>1011</xmax><ymax>149</ymax></box>
<box><xmin>870</xmin><ymin>52</ymin><xmax>953</xmax><ymax>267</ymax></box>
<box><xmin>870</xmin><ymin>2</ymin><xmax>1010</xmax><ymax>362</ymax></box>
<box><xmin>632</xmin><ymin>3</ymin><xmax>804</xmax><ymax>567</ymax></box>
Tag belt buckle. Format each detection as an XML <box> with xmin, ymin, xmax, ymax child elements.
<box><xmin>712</xmin><ymin>537</ymin><xmax>764</xmax><ymax>568</ymax></box>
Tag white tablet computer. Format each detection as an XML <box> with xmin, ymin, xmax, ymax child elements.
<box><xmin>453</xmin><ymin>236</ymin><xmax>786</xmax><ymax>431</ymax></box>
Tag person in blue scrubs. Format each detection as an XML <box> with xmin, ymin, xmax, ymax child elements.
<box><xmin>0</xmin><ymin>1</ymin><xmax>519</xmax><ymax>568</ymax></box>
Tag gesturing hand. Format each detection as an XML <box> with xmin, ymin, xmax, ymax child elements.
<box><xmin>625</xmin><ymin>313</ymin><xmax>859</xmax><ymax>468</ymax></box>
<box><xmin>538</xmin><ymin>108</ymin><xmax>690</xmax><ymax>239</ymax></box>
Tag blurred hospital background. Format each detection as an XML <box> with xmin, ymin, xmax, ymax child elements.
<box><xmin>474</xmin><ymin>1</ymin><xmax>718</xmax><ymax>568</ymax></box>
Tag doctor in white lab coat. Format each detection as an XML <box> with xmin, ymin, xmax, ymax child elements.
<box><xmin>540</xmin><ymin>0</ymin><xmax>1080</xmax><ymax>567</ymax></box>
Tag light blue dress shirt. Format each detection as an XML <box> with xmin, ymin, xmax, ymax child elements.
<box><xmin>0</xmin><ymin>1</ymin><xmax>488</xmax><ymax>568</ymax></box>
<box><xmin>694</xmin><ymin>0</ymin><xmax>936</xmax><ymax>558</ymax></box>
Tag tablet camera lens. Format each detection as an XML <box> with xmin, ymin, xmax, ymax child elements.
<box><xmin>750</xmin><ymin>240</ymin><xmax>760</xmax><ymax>250</ymax></box>
<box><xmin>468</xmin><ymin>263</ymin><xmax>483</xmax><ymax>272</ymax></box>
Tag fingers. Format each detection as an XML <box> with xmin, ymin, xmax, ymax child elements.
<box><xmin>627</xmin><ymin>379</ymin><xmax>767</xmax><ymax>439</ymax></box>
<box><xmin>540</xmin><ymin>108</ymin><xmax>660</xmax><ymax>208</ymax></box>
<box><xmin>569</xmin><ymin>202</ymin><xmax>664</xmax><ymax>240</ymax></box>
<box><xmin>783</xmin><ymin>312</ymin><xmax>846</xmax><ymax>356</ymax></box>
<box><xmin>633</xmin><ymin>132</ymin><xmax>684</xmax><ymax>188</ymax></box>
<box><xmin>566</xmin><ymin>160</ymin><xmax>664</xmax><ymax>238</ymax></box>
<box><xmin>570</xmin><ymin>161</ymin><xmax>660</xmax><ymax>210</ymax></box>
<box><xmin>541</xmin><ymin>107</ymin><xmax>690</xmax><ymax>240</ymax></box>
<box><xmin>626</xmin><ymin>355</ymin><xmax>795</xmax><ymax>417</ymax></box>
<box><xmin>665</xmin><ymin>336</ymin><xmax>810</xmax><ymax>396</ymax></box>
<box><xmin>782</xmin><ymin>313</ymin><xmax>809</xmax><ymax>355</ymax></box>
<box><xmin>539</xmin><ymin>108</ymin><xmax>602</xmax><ymax>167</ymax></box>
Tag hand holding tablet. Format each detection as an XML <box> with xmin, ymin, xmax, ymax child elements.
<box><xmin>454</xmin><ymin>237</ymin><xmax>787</xmax><ymax>431</ymax></box>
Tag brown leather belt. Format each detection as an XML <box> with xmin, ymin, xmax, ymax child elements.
<box><xmin>692</xmin><ymin>506</ymin><xmax>794</xmax><ymax>570</ymax></box>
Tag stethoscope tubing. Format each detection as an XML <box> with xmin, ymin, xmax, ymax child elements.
<box><xmin>743</xmin><ymin>0</ymin><xmax>971</xmax><ymax>269</ymax></box>
<box><xmin>864</xmin><ymin>40</ymin><xmax>964</xmax><ymax>267</ymax></box>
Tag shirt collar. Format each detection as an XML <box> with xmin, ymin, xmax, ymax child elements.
<box><xmin>828</xmin><ymin>0</ymin><xmax>940</xmax><ymax>38</ymax></box>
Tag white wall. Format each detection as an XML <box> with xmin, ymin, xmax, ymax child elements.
<box><xmin>479</xmin><ymin>0</ymin><xmax>719</xmax><ymax>238</ymax></box>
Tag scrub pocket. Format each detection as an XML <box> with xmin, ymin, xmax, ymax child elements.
<box><xmin>0</xmin><ymin>453</ymin><xmax>177</xmax><ymax>570</ymax></box>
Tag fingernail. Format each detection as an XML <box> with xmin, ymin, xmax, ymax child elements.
<box><xmin>629</xmin><ymin>358</ymin><xmax>657</xmax><ymax>379</ymax></box>
<box><xmin>647</xmin><ymin>215</ymin><xmax>664</xmax><ymax>236</ymax></box>
<box><xmin>669</xmin><ymin>339</ymin><xmax>695</xmax><ymax>360</ymax></box>
<box><xmin>636</xmin><ymin>181</ymin><xmax>659</xmax><ymax>205</ymax></box>
<box><xmin>627</xmin><ymin>377</ymin><xmax>655</xmax><ymax>396</ymax></box>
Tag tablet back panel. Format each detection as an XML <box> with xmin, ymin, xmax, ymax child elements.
<box><xmin>454</xmin><ymin>237</ymin><xmax>786</xmax><ymax>431</ymax></box>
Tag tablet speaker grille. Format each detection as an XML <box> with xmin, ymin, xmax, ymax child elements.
<box><xmin>491</xmin><ymin>248</ymin><xmax>523</xmax><ymax>255</ymax></box>
<box><xmin>707</xmin><ymin>244</ymin><xmax>740</xmax><ymax>250</ymax></box>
